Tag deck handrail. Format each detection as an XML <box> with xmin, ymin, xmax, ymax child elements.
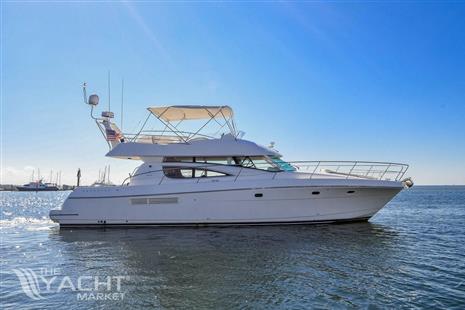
<box><xmin>123</xmin><ymin>130</ymin><xmax>217</xmax><ymax>144</ymax></box>
<box><xmin>288</xmin><ymin>161</ymin><xmax>409</xmax><ymax>181</ymax></box>
<box><xmin>121</xmin><ymin>161</ymin><xmax>409</xmax><ymax>185</ymax></box>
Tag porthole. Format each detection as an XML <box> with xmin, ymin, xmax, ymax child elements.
<box><xmin>255</xmin><ymin>193</ymin><xmax>263</xmax><ymax>198</ymax></box>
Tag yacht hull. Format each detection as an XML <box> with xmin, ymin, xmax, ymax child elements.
<box><xmin>50</xmin><ymin>181</ymin><xmax>403</xmax><ymax>227</ymax></box>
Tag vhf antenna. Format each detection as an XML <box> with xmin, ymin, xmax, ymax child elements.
<box><xmin>121</xmin><ymin>78</ymin><xmax>124</xmax><ymax>132</ymax></box>
<box><xmin>83</xmin><ymin>82</ymin><xmax>88</xmax><ymax>104</ymax></box>
<box><xmin>107</xmin><ymin>70</ymin><xmax>111</xmax><ymax>112</ymax></box>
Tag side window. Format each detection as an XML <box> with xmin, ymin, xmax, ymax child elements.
<box><xmin>163</xmin><ymin>167</ymin><xmax>229</xmax><ymax>179</ymax></box>
<box><xmin>194</xmin><ymin>169</ymin><xmax>228</xmax><ymax>177</ymax></box>
<box><xmin>163</xmin><ymin>157</ymin><xmax>234</xmax><ymax>165</ymax></box>
<box><xmin>204</xmin><ymin>170</ymin><xmax>227</xmax><ymax>177</ymax></box>
<box><xmin>163</xmin><ymin>167</ymin><xmax>193</xmax><ymax>178</ymax></box>
<box><xmin>180</xmin><ymin>169</ymin><xmax>194</xmax><ymax>178</ymax></box>
<box><xmin>163</xmin><ymin>157</ymin><xmax>194</xmax><ymax>163</ymax></box>
<box><xmin>234</xmin><ymin>156</ymin><xmax>280</xmax><ymax>171</ymax></box>
<box><xmin>194</xmin><ymin>169</ymin><xmax>207</xmax><ymax>178</ymax></box>
<box><xmin>196</xmin><ymin>157</ymin><xmax>233</xmax><ymax>165</ymax></box>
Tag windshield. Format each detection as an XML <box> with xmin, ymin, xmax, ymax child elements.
<box><xmin>269</xmin><ymin>156</ymin><xmax>296</xmax><ymax>172</ymax></box>
<box><xmin>234</xmin><ymin>156</ymin><xmax>281</xmax><ymax>171</ymax></box>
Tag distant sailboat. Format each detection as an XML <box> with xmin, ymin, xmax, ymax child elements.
<box><xmin>91</xmin><ymin>165</ymin><xmax>115</xmax><ymax>187</ymax></box>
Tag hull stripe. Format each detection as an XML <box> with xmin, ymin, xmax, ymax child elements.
<box><xmin>58</xmin><ymin>217</ymin><xmax>371</xmax><ymax>228</ymax></box>
<box><xmin>68</xmin><ymin>185</ymin><xmax>401</xmax><ymax>200</ymax></box>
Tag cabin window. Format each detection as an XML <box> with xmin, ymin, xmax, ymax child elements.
<box><xmin>234</xmin><ymin>156</ymin><xmax>281</xmax><ymax>171</ymax></box>
<box><xmin>163</xmin><ymin>157</ymin><xmax>196</xmax><ymax>163</ymax></box>
<box><xmin>269</xmin><ymin>156</ymin><xmax>296</xmax><ymax>172</ymax></box>
<box><xmin>195</xmin><ymin>157</ymin><xmax>233</xmax><ymax>165</ymax></box>
<box><xmin>162</xmin><ymin>167</ymin><xmax>229</xmax><ymax>179</ymax></box>
<box><xmin>163</xmin><ymin>157</ymin><xmax>233</xmax><ymax>165</ymax></box>
<box><xmin>162</xmin><ymin>156</ymin><xmax>282</xmax><ymax>172</ymax></box>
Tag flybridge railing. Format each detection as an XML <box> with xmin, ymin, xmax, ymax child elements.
<box><xmin>123</xmin><ymin>130</ymin><xmax>216</xmax><ymax>144</ymax></box>
<box><xmin>122</xmin><ymin>161</ymin><xmax>409</xmax><ymax>185</ymax></box>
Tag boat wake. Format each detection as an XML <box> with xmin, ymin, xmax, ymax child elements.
<box><xmin>0</xmin><ymin>216</ymin><xmax>57</xmax><ymax>231</ymax></box>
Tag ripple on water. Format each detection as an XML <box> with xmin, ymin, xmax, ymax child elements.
<box><xmin>1</xmin><ymin>187</ymin><xmax>465</xmax><ymax>309</ymax></box>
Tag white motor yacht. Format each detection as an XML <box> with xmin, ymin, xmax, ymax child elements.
<box><xmin>49</xmin><ymin>85</ymin><xmax>413</xmax><ymax>227</ymax></box>
<box><xmin>17</xmin><ymin>180</ymin><xmax>59</xmax><ymax>192</ymax></box>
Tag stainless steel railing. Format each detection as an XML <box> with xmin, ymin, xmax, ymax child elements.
<box><xmin>122</xmin><ymin>161</ymin><xmax>409</xmax><ymax>185</ymax></box>
<box><xmin>123</xmin><ymin>130</ymin><xmax>216</xmax><ymax>144</ymax></box>
<box><xmin>286</xmin><ymin>161</ymin><xmax>409</xmax><ymax>181</ymax></box>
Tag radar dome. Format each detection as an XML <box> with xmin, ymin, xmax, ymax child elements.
<box><xmin>88</xmin><ymin>94</ymin><xmax>99</xmax><ymax>106</ymax></box>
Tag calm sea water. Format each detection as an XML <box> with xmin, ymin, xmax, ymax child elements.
<box><xmin>1</xmin><ymin>186</ymin><xmax>464</xmax><ymax>309</ymax></box>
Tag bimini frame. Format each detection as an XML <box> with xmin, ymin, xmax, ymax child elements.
<box><xmin>131</xmin><ymin>105</ymin><xmax>237</xmax><ymax>144</ymax></box>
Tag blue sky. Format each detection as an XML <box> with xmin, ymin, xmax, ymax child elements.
<box><xmin>2</xmin><ymin>2</ymin><xmax>465</xmax><ymax>185</ymax></box>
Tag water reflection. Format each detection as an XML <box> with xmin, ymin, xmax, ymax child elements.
<box><xmin>50</xmin><ymin>223</ymin><xmax>401</xmax><ymax>308</ymax></box>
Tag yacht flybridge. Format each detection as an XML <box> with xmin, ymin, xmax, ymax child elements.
<box><xmin>49</xmin><ymin>84</ymin><xmax>413</xmax><ymax>227</ymax></box>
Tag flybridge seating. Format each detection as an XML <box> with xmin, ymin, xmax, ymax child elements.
<box><xmin>123</xmin><ymin>105</ymin><xmax>238</xmax><ymax>145</ymax></box>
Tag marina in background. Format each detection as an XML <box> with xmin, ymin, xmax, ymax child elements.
<box><xmin>2</xmin><ymin>169</ymin><xmax>73</xmax><ymax>191</ymax></box>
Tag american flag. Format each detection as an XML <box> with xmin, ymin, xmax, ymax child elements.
<box><xmin>105</xmin><ymin>129</ymin><xmax>119</xmax><ymax>141</ymax></box>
